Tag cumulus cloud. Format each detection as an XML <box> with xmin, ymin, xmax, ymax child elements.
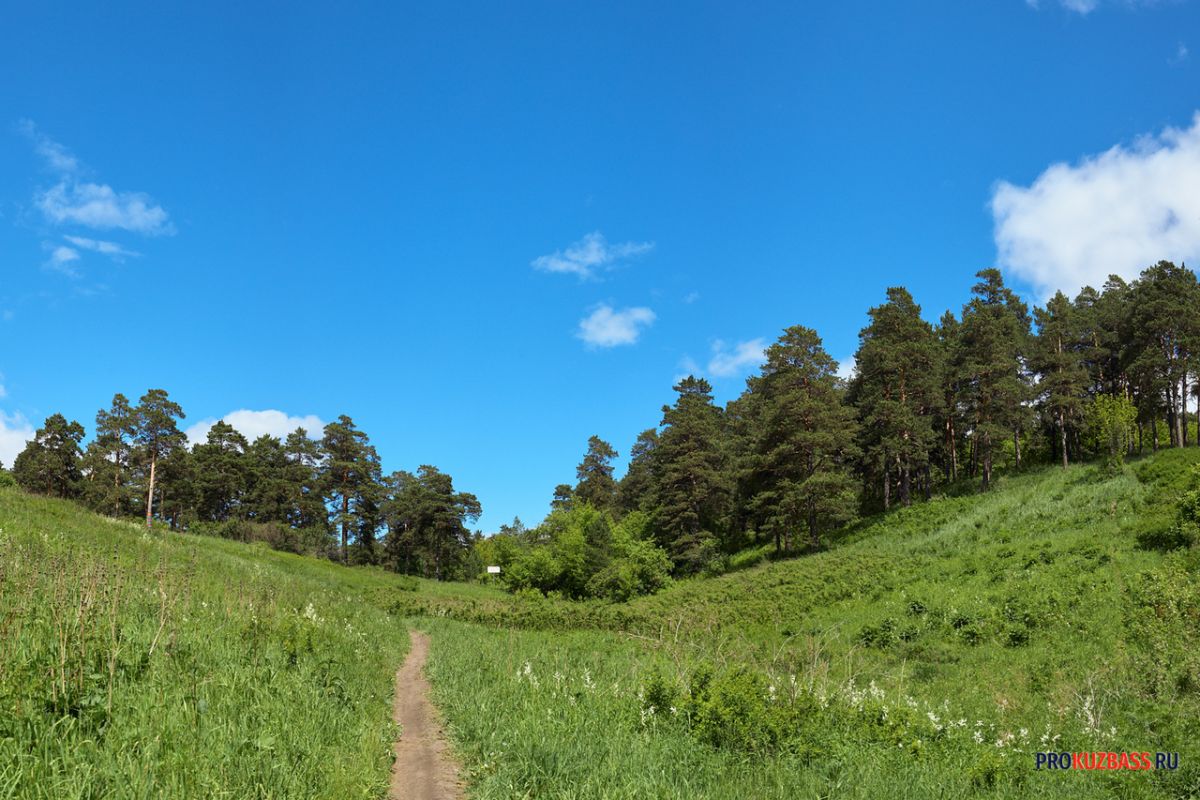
<box><xmin>577</xmin><ymin>304</ymin><xmax>656</xmax><ymax>348</ymax></box>
<box><xmin>836</xmin><ymin>356</ymin><xmax>857</xmax><ymax>381</ymax></box>
<box><xmin>0</xmin><ymin>411</ymin><xmax>34</xmax><ymax>469</ymax></box>
<box><xmin>185</xmin><ymin>409</ymin><xmax>325</xmax><ymax>446</ymax></box>
<box><xmin>38</xmin><ymin>182</ymin><xmax>173</xmax><ymax>236</ymax></box>
<box><xmin>533</xmin><ymin>232</ymin><xmax>654</xmax><ymax>279</ymax></box>
<box><xmin>63</xmin><ymin>235</ymin><xmax>140</xmax><ymax>260</ymax></box>
<box><xmin>992</xmin><ymin>112</ymin><xmax>1200</xmax><ymax>299</ymax></box>
<box><xmin>707</xmin><ymin>338</ymin><xmax>767</xmax><ymax>378</ymax></box>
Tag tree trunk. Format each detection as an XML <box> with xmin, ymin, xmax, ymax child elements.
<box><xmin>144</xmin><ymin>453</ymin><xmax>157</xmax><ymax>529</ymax></box>
<box><xmin>341</xmin><ymin>494</ymin><xmax>350</xmax><ymax>564</ymax></box>
<box><xmin>923</xmin><ymin>465</ymin><xmax>932</xmax><ymax>501</ymax></box>
<box><xmin>882</xmin><ymin>466</ymin><xmax>890</xmax><ymax>512</ymax></box>
<box><xmin>947</xmin><ymin>418</ymin><xmax>958</xmax><ymax>481</ymax></box>
<box><xmin>901</xmin><ymin>463</ymin><xmax>911</xmax><ymax>507</ymax></box>
<box><xmin>1013</xmin><ymin>430</ymin><xmax>1021</xmax><ymax>470</ymax></box>
<box><xmin>1182</xmin><ymin>375</ymin><xmax>1189</xmax><ymax>447</ymax></box>
<box><xmin>1153</xmin><ymin>419</ymin><xmax>1159</xmax><ymax>452</ymax></box>
<box><xmin>1059</xmin><ymin>410</ymin><xmax>1069</xmax><ymax>468</ymax></box>
<box><xmin>980</xmin><ymin>435</ymin><xmax>991</xmax><ymax>491</ymax></box>
<box><xmin>114</xmin><ymin>452</ymin><xmax>122</xmax><ymax>517</ymax></box>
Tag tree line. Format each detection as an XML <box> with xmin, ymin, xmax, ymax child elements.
<box><xmin>5</xmin><ymin>261</ymin><xmax>1199</xmax><ymax>595</ymax></box>
<box><xmin>4</xmin><ymin>394</ymin><xmax>482</xmax><ymax>579</ymax></box>
<box><xmin>483</xmin><ymin>262</ymin><xmax>1200</xmax><ymax>597</ymax></box>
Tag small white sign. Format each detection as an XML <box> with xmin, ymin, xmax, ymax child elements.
<box><xmin>486</xmin><ymin>565</ymin><xmax>501</xmax><ymax>574</ymax></box>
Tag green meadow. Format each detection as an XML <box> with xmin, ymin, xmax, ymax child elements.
<box><xmin>4</xmin><ymin>448</ymin><xmax>1200</xmax><ymax>798</ymax></box>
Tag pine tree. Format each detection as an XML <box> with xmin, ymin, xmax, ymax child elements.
<box><xmin>1125</xmin><ymin>261</ymin><xmax>1200</xmax><ymax>448</ymax></box>
<box><xmin>382</xmin><ymin>466</ymin><xmax>480</xmax><ymax>579</ymax></box>
<box><xmin>848</xmin><ymin>287</ymin><xmax>941</xmax><ymax>508</ymax></box>
<box><xmin>134</xmin><ymin>389</ymin><xmax>186</xmax><ymax>528</ymax></box>
<box><xmin>1031</xmin><ymin>291</ymin><xmax>1088</xmax><ymax>467</ymax></box>
<box><xmin>750</xmin><ymin>326</ymin><xmax>859</xmax><ymax>551</ymax></box>
<box><xmin>958</xmin><ymin>269</ymin><xmax>1031</xmax><ymax>490</ymax></box>
<box><xmin>574</xmin><ymin>435</ymin><xmax>618</xmax><ymax>509</ymax></box>
<box><xmin>933</xmin><ymin>311</ymin><xmax>964</xmax><ymax>482</ymax></box>
<box><xmin>12</xmin><ymin>413</ymin><xmax>85</xmax><ymax>498</ymax></box>
<box><xmin>616</xmin><ymin>428</ymin><xmax>658</xmax><ymax>514</ymax></box>
<box><xmin>192</xmin><ymin>421</ymin><xmax>249</xmax><ymax>522</ymax></box>
<box><xmin>85</xmin><ymin>393</ymin><xmax>138</xmax><ymax>516</ymax></box>
<box><xmin>649</xmin><ymin>376</ymin><xmax>728</xmax><ymax>571</ymax></box>
<box><xmin>320</xmin><ymin>415</ymin><xmax>381</xmax><ymax>563</ymax></box>
<box><xmin>283</xmin><ymin>428</ymin><xmax>328</xmax><ymax>530</ymax></box>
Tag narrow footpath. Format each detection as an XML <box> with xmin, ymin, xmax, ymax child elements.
<box><xmin>389</xmin><ymin>630</ymin><xmax>464</xmax><ymax>800</ymax></box>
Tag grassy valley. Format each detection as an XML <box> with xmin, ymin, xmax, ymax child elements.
<box><xmin>4</xmin><ymin>449</ymin><xmax>1200</xmax><ymax>798</ymax></box>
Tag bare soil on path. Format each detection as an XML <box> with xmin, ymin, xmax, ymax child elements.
<box><xmin>389</xmin><ymin>630</ymin><xmax>464</xmax><ymax>800</ymax></box>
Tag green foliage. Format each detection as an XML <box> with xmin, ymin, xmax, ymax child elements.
<box><xmin>1086</xmin><ymin>394</ymin><xmax>1137</xmax><ymax>472</ymax></box>
<box><xmin>502</xmin><ymin>505</ymin><xmax>672</xmax><ymax>601</ymax></box>
<box><xmin>12</xmin><ymin>412</ymin><xmax>85</xmax><ymax>499</ymax></box>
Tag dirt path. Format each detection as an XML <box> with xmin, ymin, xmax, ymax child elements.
<box><xmin>389</xmin><ymin>630</ymin><xmax>464</xmax><ymax>800</ymax></box>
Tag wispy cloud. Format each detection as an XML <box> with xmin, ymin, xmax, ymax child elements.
<box><xmin>533</xmin><ymin>232</ymin><xmax>654</xmax><ymax>279</ymax></box>
<box><xmin>43</xmin><ymin>243</ymin><xmax>81</xmax><ymax>277</ymax></box>
<box><xmin>1171</xmin><ymin>42</ymin><xmax>1189</xmax><ymax>65</ymax></box>
<box><xmin>18</xmin><ymin>119</ymin><xmax>79</xmax><ymax>174</ymax></box>
<box><xmin>992</xmin><ymin>112</ymin><xmax>1200</xmax><ymax>299</ymax></box>
<box><xmin>577</xmin><ymin>304</ymin><xmax>656</xmax><ymax>348</ymax></box>
<box><xmin>1026</xmin><ymin>0</ymin><xmax>1163</xmax><ymax>14</ymax></box>
<box><xmin>836</xmin><ymin>356</ymin><xmax>857</xmax><ymax>381</ymax></box>
<box><xmin>63</xmin><ymin>235</ymin><xmax>140</xmax><ymax>261</ymax></box>
<box><xmin>20</xmin><ymin>121</ymin><xmax>173</xmax><ymax>241</ymax></box>
<box><xmin>185</xmin><ymin>409</ymin><xmax>326</xmax><ymax>447</ymax></box>
<box><xmin>0</xmin><ymin>410</ymin><xmax>34</xmax><ymax>469</ymax></box>
<box><xmin>707</xmin><ymin>338</ymin><xmax>767</xmax><ymax>378</ymax></box>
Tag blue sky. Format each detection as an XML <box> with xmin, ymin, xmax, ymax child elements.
<box><xmin>3</xmin><ymin>1</ymin><xmax>1200</xmax><ymax>531</ymax></box>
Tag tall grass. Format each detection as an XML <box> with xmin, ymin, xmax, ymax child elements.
<box><xmin>0</xmin><ymin>488</ymin><xmax>409</xmax><ymax>799</ymax></box>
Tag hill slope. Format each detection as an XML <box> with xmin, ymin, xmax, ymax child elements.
<box><xmin>4</xmin><ymin>450</ymin><xmax>1200</xmax><ymax>798</ymax></box>
<box><xmin>414</xmin><ymin>452</ymin><xmax>1200</xmax><ymax>798</ymax></box>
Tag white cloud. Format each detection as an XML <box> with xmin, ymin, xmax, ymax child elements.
<box><xmin>1059</xmin><ymin>0</ymin><xmax>1098</xmax><ymax>13</ymax></box>
<box><xmin>63</xmin><ymin>235</ymin><xmax>140</xmax><ymax>260</ymax></box>
<box><xmin>38</xmin><ymin>182</ymin><xmax>173</xmax><ymax>236</ymax></box>
<box><xmin>683</xmin><ymin>291</ymin><xmax>700</xmax><ymax>304</ymax></box>
<box><xmin>532</xmin><ymin>231</ymin><xmax>654</xmax><ymax>279</ymax></box>
<box><xmin>707</xmin><ymin>338</ymin><xmax>767</xmax><ymax>378</ymax></box>
<box><xmin>836</xmin><ymin>356</ymin><xmax>857</xmax><ymax>381</ymax></box>
<box><xmin>577</xmin><ymin>304</ymin><xmax>656</xmax><ymax>348</ymax></box>
<box><xmin>1172</xmin><ymin>42</ymin><xmax>1189</xmax><ymax>65</ymax></box>
<box><xmin>0</xmin><ymin>411</ymin><xmax>34</xmax><ymax>470</ymax></box>
<box><xmin>185</xmin><ymin>409</ymin><xmax>325</xmax><ymax>447</ymax></box>
<box><xmin>992</xmin><ymin>112</ymin><xmax>1200</xmax><ymax>299</ymax></box>
<box><xmin>18</xmin><ymin>119</ymin><xmax>79</xmax><ymax>174</ymax></box>
<box><xmin>1026</xmin><ymin>0</ymin><xmax>1164</xmax><ymax>14</ymax></box>
<box><xmin>20</xmin><ymin>121</ymin><xmax>173</xmax><ymax>238</ymax></box>
<box><xmin>44</xmin><ymin>243</ymin><xmax>81</xmax><ymax>277</ymax></box>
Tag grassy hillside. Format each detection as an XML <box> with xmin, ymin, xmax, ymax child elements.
<box><xmin>0</xmin><ymin>488</ymin><xmax>421</xmax><ymax>799</ymax></box>
<box><xmin>417</xmin><ymin>451</ymin><xmax>1200</xmax><ymax>799</ymax></box>
<box><xmin>4</xmin><ymin>450</ymin><xmax>1199</xmax><ymax>798</ymax></box>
